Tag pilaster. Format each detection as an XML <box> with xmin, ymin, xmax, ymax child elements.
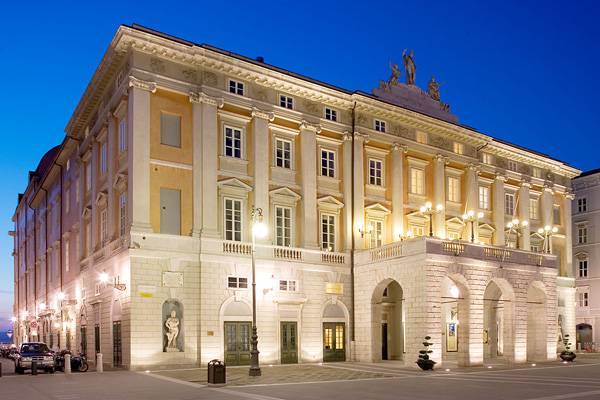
<box><xmin>492</xmin><ymin>174</ymin><xmax>506</xmax><ymax>246</ymax></box>
<box><xmin>433</xmin><ymin>154</ymin><xmax>446</xmax><ymax>238</ymax></box>
<box><xmin>391</xmin><ymin>143</ymin><xmax>407</xmax><ymax>239</ymax></box>
<box><xmin>300</xmin><ymin>120</ymin><xmax>320</xmax><ymax>249</ymax></box>
<box><xmin>106</xmin><ymin>113</ymin><xmax>117</xmax><ymax>240</ymax></box>
<box><xmin>252</xmin><ymin>108</ymin><xmax>274</xmax><ymax>245</ymax></box>
<box><xmin>465</xmin><ymin>164</ymin><xmax>479</xmax><ymax>242</ymax></box>
<box><xmin>540</xmin><ymin>185</ymin><xmax>554</xmax><ymax>252</ymax></box>
<box><xmin>562</xmin><ymin>192</ymin><xmax>575</xmax><ymax>277</ymax></box>
<box><xmin>353</xmin><ymin>133</ymin><xmax>368</xmax><ymax>249</ymax></box>
<box><xmin>343</xmin><ymin>133</ymin><xmax>353</xmax><ymax>251</ymax></box>
<box><xmin>518</xmin><ymin>182</ymin><xmax>531</xmax><ymax>250</ymax></box>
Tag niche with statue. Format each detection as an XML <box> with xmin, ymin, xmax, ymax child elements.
<box><xmin>162</xmin><ymin>300</ymin><xmax>184</xmax><ymax>352</ymax></box>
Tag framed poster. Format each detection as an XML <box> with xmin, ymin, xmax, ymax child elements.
<box><xmin>446</xmin><ymin>322</ymin><xmax>458</xmax><ymax>352</ymax></box>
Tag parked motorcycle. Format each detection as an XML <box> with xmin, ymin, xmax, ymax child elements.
<box><xmin>55</xmin><ymin>350</ymin><xmax>89</xmax><ymax>372</ymax></box>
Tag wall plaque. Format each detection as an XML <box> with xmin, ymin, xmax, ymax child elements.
<box><xmin>325</xmin><ymin>282</ymin><xmax>344</xmax><ymax>295</ymax></box>
<box><xmin>163</xmin><ymin>271</ymin><xmax>184</xmax><ymax>288</ymax></box>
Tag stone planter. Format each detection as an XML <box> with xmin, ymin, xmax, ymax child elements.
<box><xmin>560</xmin><ymin>351</ymin><xmax>576</xmax><ymax>362</ymax></box>
<box><xmin>416</xmin><ymin>359</ymin><xmax>436</xmax><ymax>371</ymax></box>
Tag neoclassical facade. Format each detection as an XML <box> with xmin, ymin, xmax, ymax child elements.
<box><xmin>573</xmin><ymin>169</ymin><xmax>600</xmax><ymax>350</ymax></box>
<box><xmin>11</xmin><ymin>25</ymin><xmax>580</xmax><ymax>369</ymax></box>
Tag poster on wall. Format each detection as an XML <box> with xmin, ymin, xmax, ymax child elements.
<box><xmin>446</xmin><ymin>323</ymin><xmax>458</xmax><ymax>352</ymax></box>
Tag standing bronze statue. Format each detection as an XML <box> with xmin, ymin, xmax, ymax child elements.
<box><xmin>402</xmin><ymin>49</ymin><xmax>416</xmax><ymax>85</ymax></box>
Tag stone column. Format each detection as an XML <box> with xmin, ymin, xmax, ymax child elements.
<box><xmin>91</xmin><ymin>140</ymin><xmax>98</xmax><ymax>248</ymax></box>
<box><xmin>562</xmin><ymin>192</ymin><xmax>575</xmax><ymax>277</ymax></box>
<box><xmin>300</xmin><ymin>120</ymin><xmax>320</xmax><ymax>249</ymax></box>
<box><xmin>492</xmin><ymin>174</ymin><xmax>506</xmax><ymax>246</ymax></box>
<box><xmin>433</xmin><ymin>154</ymin><xmax>446</xmax><ymax>238</ymax></box>
<box><xmin>252</xmin><ymin>108</ymin><xmax>274</xmax><ymax>245</ymax></box>
<box><xmin>465</xmin><ymin>164</ymin><xmax>479</xmax><ymax>242</ymax></box>
<box><xmin>518</xmin><ymin>182</ymin><xmax>531</xmax><ymax>251</ymax></box>
<box><xmin>190</xmin><ymin>94</ymin><xmax>203</xmax><ymax>238</ymax></box>
<box><xmin>391</xmin><ymin>143</ymin><xmax>406</xmax><ymax>239</ymax></box>
<box><xmin>353</xmin><ymin>133</ymin><xmax>368</xmax><ymax>250</ymax></box>
<box><xmin>343</xmin><ymin>133</ymin><xmax>353</xmax><ymax>251</ymax></box>
<box><xmin>540</xmin><ymin>185</ymin><xmax>554</xmax><ymax>252</ymax></box>
<box><xmin>127</xmin><ymin>77</ymin><xmax>155</xmax><ymax>233</ymax></box>
<box><xmin>106</xmin><ymin>114</ymin><xmax>116</xmax><ymax>240</ymax></box>
<box><xmin>194</xmin><ymin>92</ymin><xmax>224</xmax><ymax>238</ymax></box>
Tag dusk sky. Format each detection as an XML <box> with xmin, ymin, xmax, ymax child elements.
<box><xmin>1</xmin><ymin>0</ymin><xmax>599</xmax><ymax>330</ymax></box>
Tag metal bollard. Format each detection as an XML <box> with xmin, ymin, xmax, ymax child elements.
<box><xmin>31</xmin><ymin>361</ymin><xmax>38</xmax><ymax>375</ymax></box>
<box><xmin>96</xmin><ymin>353</ymin><xmax>103</xmax><ymax>373</ymax></box>
<box><xmin>64</xmin><ymin>354</ymin><xmax>71</xmax><ymax>374</ymax></box>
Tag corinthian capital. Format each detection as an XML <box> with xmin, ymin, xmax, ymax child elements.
<box><xmin>392</xmin><ymin>142</ymin><xmax>408</xmax><ymax>153</ymax></box>
<box><xmin>300</xmin><ymin>120</ymin><xmax>322</xmax><ymax>133</ymax></box>
<box><xmin>128</xmin><ymin>76</ymin><xmax>157</xmax><ymax>93</ymax></box>
<box><xmin>189</xmin><ymin>91</ymin><xmax>224</xmax><ymax>108</ymax></box>
<box><xmin>251</xmin><ymin>107</ymin><xmax>275</xmax><ymax>122</ymax></box>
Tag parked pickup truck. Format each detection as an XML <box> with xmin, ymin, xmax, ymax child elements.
<box><xmin>14</xmin><ymin>342</ymin><xmax>55</xmax><ymax>374</ymax></box>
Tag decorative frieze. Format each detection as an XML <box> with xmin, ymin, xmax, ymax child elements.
<box><xmin>128</xmin><ymin>76</ymin><xmax>157</xmax><ymax>93</ymax></box>
<box><xmin>188</xmin><ymin>91</ymin><xmax>224</xmax><ymax>108</ymax></box>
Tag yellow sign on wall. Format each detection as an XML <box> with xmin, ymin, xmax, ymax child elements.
<box><xmin>325</xmin><ymin>282</ymin><xmax>344</xmax><ymax>295</ymax></box>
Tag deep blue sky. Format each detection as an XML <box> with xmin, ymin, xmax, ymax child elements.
<box><xmin>1</xmin><ymin>0</ymin><xmax>599</xmax><ymax>330</ymax></box>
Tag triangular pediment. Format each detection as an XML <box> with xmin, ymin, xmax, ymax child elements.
<box><xmin>530</xmin><ymin>232</ymin><xmax>544</xmax><ymax>240</ymax></box>
<box><xmin>479</xmin><ymin>223</ymin><xmax>496</xmax><ymax>233</ymax></box>
<box><xmin>407</xmin><ymin>210</ymin><xmax>428</xmax><ymax>223</ymax></box>
<box><xmin>217</xmin><ymin>178</ymin><xmax>253</xmax><ymax>192</ymax></box>
<box><xmin>270</xmin><ymin>187</ymin><xmax>301</xmax><ymax>200</ymax></box>
<box><xmin>365</xmin><ymin>203</ymin><xmax>391</xmax><ymax>215</ymax></box>
<box><xmin>317</xmin><ymin>195</ymin><xmax>344</xmax><ymax>210</ymax></box>
<box><xmin>113</xmin><ymin>173</ymin><xmax>128</xmax><ymax>190</ymax></box>
<box><xmin>446</xmin><ymin>216</ymin><xmax>465</xmax><ymax>227</ymax></box>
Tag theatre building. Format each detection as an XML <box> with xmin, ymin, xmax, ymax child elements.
<box><xmin>11</xmin><ymin>25</ymin><xmax>580</xmax><ymax>370</ymax></box>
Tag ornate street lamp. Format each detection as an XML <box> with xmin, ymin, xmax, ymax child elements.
<box><xmin>398</xmin><ymin>229</ymin><xmax>414</xmax><ymax>241</ymax></box>
<box><xmin>420</xmin><ymin>202</ymin><xmax>444</xmax><ymax>237</ymax></box>
<box><xmin>249</xmin><ymin>206</ymin><xmax>267</xmax><ymax>377</ymax></box>
<box><xmin>537</xmin><ymin>225</ymin><xmax>558</xmax><ymax>254</ymax></box>
<box><xmin>505</xmin><ymin>218</ymin><xmax>529</xmax><ymax>249</ymax></box>
<box><xmin>462</xmin><ymin>210</ymin><xmax>484</xmax><ymax>243</ymax></box>
<box><xmin>99</xmin><ymin>272</ymin><xmax>127</xmax><ymax>291</ymax></box>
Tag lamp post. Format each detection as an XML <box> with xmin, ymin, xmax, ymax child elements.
<box><xmin>505</xmin><ymin>218</ymin><xmax>529</xmax><ymax>249</ymax></box>
<box><xmin>420</xmin><ymin>202</ymin><xmax>444</xmax><ymax>237</ymax></box>
<box><xmin>538</xmin><ymin>225</ymin><xmax>558</xmax><ymax>254</ymax></box>
<box><xmin>249</xmin><ymin>206</ymin><xmax>267</xmax><ymax>377</ymax></box>
<box><xmin>462</xmin><ymin>210</ymin><xmax>484</xmax><ymax>243</ymax></box>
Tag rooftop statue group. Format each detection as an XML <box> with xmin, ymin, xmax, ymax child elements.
<box><xmin>381</xmin><ymin>50</ymin><xmax>449</xmax><ymax>110</ymax></box>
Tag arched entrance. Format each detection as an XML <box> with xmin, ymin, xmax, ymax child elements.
<box><xmin>372</xmin><ymin>279</ymin><xmax>404</xmax><ymax>362</ymax></box>
<box><xmin>322</xmin><ymin>302</ymin><xmax>347</xmax><ymax>362</ymax></box>
<box><xmin>483</xmin><ymin>279</ymin><xmax>515</xmax><ymax>362</ymax></box>
<box><xmin>527</xmin><ymin>283</ymin><xmax>547</xmax><ymax>361</ymax></box>
<box><xmin>441</xmin><ymin>275</ymin><xmax>470</xmax><ymax>366</ymax></box>
<box><xmin>576</xmin><ymin>323</ymin><xmax>593</xmax><ymax>351</ymax></box>
<box><xmin>221</xmin><ymin>299</ymin><xmax>252</xmax><ymax>366</ymax></box>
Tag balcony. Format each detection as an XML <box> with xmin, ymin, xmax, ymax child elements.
<box><xmin>357</xmin><ymin>236</ymin><xmax>557</xmax><ymax>269</ymax></box>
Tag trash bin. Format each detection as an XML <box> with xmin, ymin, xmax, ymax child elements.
<box><xmin>207</xmin><ymin>359</ymin><xmax>226</xmax><ymax>385</ymax></box>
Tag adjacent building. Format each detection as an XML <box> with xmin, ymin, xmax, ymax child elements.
<box><xmin>573</xmin><ymin>168</ymin><xmax>600</xmax><ymax>350</ymax></box>
<box><xmin>11</xmin><ymin>24</ymin><xmax>580</xmax><ymax>370</ymax></box>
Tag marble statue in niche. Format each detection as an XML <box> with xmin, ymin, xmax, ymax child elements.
<box><xmin>163</xmin><ymin>300</ymin><xmax>184</xmax><ymax>352</ymax></box>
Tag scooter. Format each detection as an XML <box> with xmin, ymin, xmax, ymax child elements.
<box><xmin>55</xmin><ymin>350</ymin><xmax>89</xmax><ymax>372</ymax></box>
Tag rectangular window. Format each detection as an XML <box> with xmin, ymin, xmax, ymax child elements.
<box><xmin>374</xmin><ymin>119</ymin><xmax>386</xmax><ymax>133</ymax></box>
<box><xmin>578</xmin><ymin>226</ymin><xmax>588</xmax><ymax>244</ymax></box>
<box><xmin>321</xmin><ymin>149</ymin><xmax>335</xmax><ymax>178</ymax></box>
<box><xmin>453</xmin><ymin>142</ymin><xmax>464</xmax><ymax>155</ymax></box>
<box><xmin>578</xmin><ymin>198</ymin><xmax>587</xmax><ymax>213</ymax></box>
<box><xmin>80</xmin><ymin>326</ymin><xmax>87</xmax><ymax>356</ymax></box>
<box><xmin>321</xmin><ymin>213</ymin><xmax>335</xmax><ymax>251</ymax></box>
<box><xmin>279</xmin><ymin>94</ymin><xmax>294</xmax><ymax>109</ymax></box>
<box><xmin>447</xmin><ymin>176</ymin><xmax>461</xmax><ymax>203</ymax></box>
<box><xmin>118</xmin><ymin>119</ymin><xmax>127</xmax><ymax>153</ymax></box>
<box><xmin>507</xmin><ymin>160</ymin><xmax>518</xmax><ymax>172</ymax></box>
<box><xmin>530</xmin><ymin>244</ymin><xmax>541</xmax><ymax>253</ymax></box>
<box><xmin>95</xmin><ymin>283</ymin><xmax>101</xmax><ymax>296</ymax></box>
<box><xmin>224</xmin><ymin>198</ymin><xmax>242</xmax><ymax>241</ymax></box>
<box><xmin>579</xmin><ymin>260</ymin><xmax>588</xmax><ymax>278</ymax></box>
<box><xmin>529</xmin><ymin>198</ymin><xmax>539</xmax><ymax>220</ymax></box>
<box><xmin>224</xmin><ymin>126</ymin><xmax>242</xmax><ymax>158</ymax></box>
<box><xmin>578</xmin><ymin>291</ymin><xmax>589</xmax><ymax>307</ymax></box>
<box><xmin>369</xmin><ymin>159</ymin><xmax>383</xmax><ymax>186</ymax></box>
<box><xmin>410</xmin><ymin>167</ymin><xmax>425</xmax><ymax>195</ymax></box>
<box><xmin>228</xmin><ymin>276</ymin><xmax>248</xmax><ymax>289</ymax></box>
<box><xmin>275</xmin><ymin>206</ymin><xmax>292</xmax><ymax>247</ymax></box>
<box><xmin>368</xmin><ymin>219</ymin><xmax>383</xmax><ymax>248</ymax></box>
<box><xmin>324</xmin><ymin>107</ymin><xmax>337</xmax><ymax>122</ymax></box>
<box><xmin>479</xmin><ymin>186</ymin><xmax>490</xmax><ymax>210</ymax></box>
<box><xmin>482</xmin><ymin>153</ymin><xmax>493</xmax><ymax>165</ymax></box>
<box><xmin>85</xmin><ymin>162</ymin><xmax>92</xmax><ymax>192</ymax></box>
<box><xmin>553</xmin><ymin>205</ymin><xmax>561</xmax><ymax>225</ymax></box>
<box><xmin>100</xmin><ymin>141</ymin><xmax>107</xmax><ymax>174</ymax></box>
<box><xmin>279</xmin><ymin>280</ymin><xmax>297</xmax><ymax>292</ymax></box>
<box><xmin>275</xmin><ymin>138</ymin><xmax>291</xmax><ymax>169</ymax></box>
<box><xmin>94</xmin><ymin>324</ymin><xmax>100</xmax><ymax>354</ymax></box>
<box><xmin>65</xmin><ymin>240</ymin><xmax>70</xmax><ymax>273</ymax></box>
<box><xmin>119</xmin><ymin>193</ymin><xmax>127</xmax><ymax>237</ymax></box>
<box><xmin>532</xmin><ymin>167</ymin><xmax>542</xmax><ymax>179</ymax></box>
<box><xmin>416</xmin><ymin>131</ymin><xmax>428</xmax><ymax>144</ymax></box>
<box><xmin>100</xmin><ymin>209</ymin><xmax>108</xmax><ymax>244</ymax></box>
<box><xmin>505</xmin><ymin>193</ymin><xmax>515</xmax><ymax>216</ymax></box>
<box><xmin>228</xmin><ymin>79</ymin><xmax>244</xmax><ymax>96</ymax></box>
<box><xmin>160</xmin><ymin>113</ymin><xmax>181</xmax><ymax>148</ymax></box>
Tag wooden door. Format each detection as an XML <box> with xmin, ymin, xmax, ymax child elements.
<box><xmin>224</xmin><ymin>322</ymin><xmax>251</xmax><ymax>366</ymax></box>
<box><xmin>280</xmin><ymin>322</ymin><xmax>298</xmax><ymax>364</ymax></box>
<box><xmin>323</xmin><ymin>322</ymin><xmax>346</xmax><ymax>362</ymax></box>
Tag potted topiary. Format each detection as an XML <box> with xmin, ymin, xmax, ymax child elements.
<box><xmin>559</xmin><ymin>334</ymin><xmax>576</xmax><ymax>362</ymax></box>
<box><xmin>416</xmin><ymin>335</ymin><xmax>436</xmax><ymax>370</ymax></box>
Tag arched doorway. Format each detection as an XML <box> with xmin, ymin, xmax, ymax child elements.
<box><xmin>372</xmin><ymin>279</ymin><xmax>404</xmax><ymax>362</ymax></box>
<box><xmin>483</xmin><ymin>279</ymin><xmax>515</xmax><ymax>362</ymax></box>
<box><xmin>576</xmin><ymin>323</ymin><xmax>593</xmax><ymax>351</ymax></box>
<box><xmin>527</xmin><ymin>283</ymin><xmax>547</xmax><ymax>361</ymax></box>
<box><xmin>441</xmin><ymin>275</ymin><xmax>470</xmax><ymax>366</ymax></box>
<box><xmin>221</xmin><ymin>299</ymin><xmax>252</xmax><ymax>366</ymax></box>
<box><xmin>322</xmin><ymin>302</ymin><xmax>347</xmax><ymax>362</ymax></box>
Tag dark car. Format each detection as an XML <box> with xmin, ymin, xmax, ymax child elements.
<box><xmin>14</xmin><ymin>342</ymin><xmax>55</xmax><ymax>374</ymax></box>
